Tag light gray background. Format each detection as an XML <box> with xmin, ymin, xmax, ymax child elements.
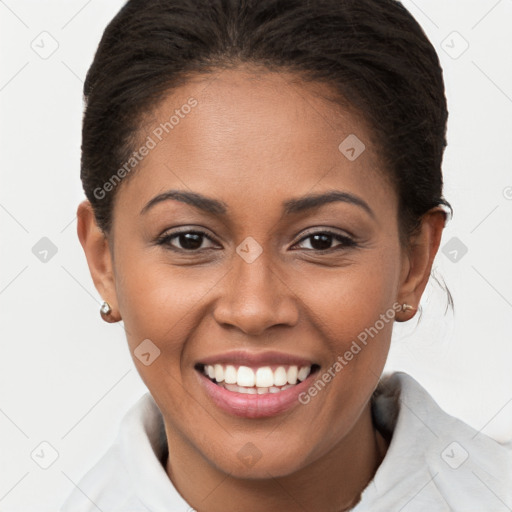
<box><xmin>1</xmin><ymin>0</ymin><xmax>511</xmax><ymax>510</ymax></box>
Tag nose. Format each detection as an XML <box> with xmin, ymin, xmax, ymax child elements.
<box><xmin>212</xmin><ymin>251</ymin><xmax>299</xmax><ymax>336</ymax></box>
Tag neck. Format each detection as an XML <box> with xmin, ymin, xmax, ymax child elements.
<box><xmin>164</xmin><ymin>401</ymin><xmax>389</xmax><ymax>512</ymax></box>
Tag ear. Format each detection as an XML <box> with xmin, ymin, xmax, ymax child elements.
<box><xmin>396</xmin><ymin>207</ymin><xmax>447</xmax><ymax>322</ymax></box>
<box><xmin>76</xmin><ymin>200</ymin><xmax>121</xmax><ymax>322</ymax></box>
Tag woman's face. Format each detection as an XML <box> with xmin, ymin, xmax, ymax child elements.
<box><xmin>82</xmin><ymin>68</ymin><xmax>434</xmax><ymax>478</ymax></box>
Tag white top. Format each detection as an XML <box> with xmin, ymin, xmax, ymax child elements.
<box><xmin>60</xmin><ymin>372</ymin><xmax>512</xmax><ymax>511</ymax></box>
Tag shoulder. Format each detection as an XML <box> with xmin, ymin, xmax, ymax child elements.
<box><xmin>354</xmin><ymin>371</ymin><xmax>512</xmax><ymax>511</ymax></box>
<box><xmin>59</xmin><ymin>393</ymin><xmax>154</xmax><ymax>512</ymax></box>
<box><xmin>59</xmin><ymin>392</ymin><xmax>190</xmax><ymax>512</ymax></box>
<box><xmin>59</xmin><ymin>432</ymin><xmax>145</xmax><ymax>511</ymax></box>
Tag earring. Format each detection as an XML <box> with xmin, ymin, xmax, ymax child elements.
<box><xmin>401</xmin><ymin>303</ymin><xmax>416</xmax><ymax>313</ymax></box>
<box><xmin>100</xmin><ymin>300</ymin><xmax>119</xmax><ymax>323</ymax></box>
<box><xmin>100</xmin><ymin>301</ymin><xmax>112</xmax><ymax>316</ymax></box>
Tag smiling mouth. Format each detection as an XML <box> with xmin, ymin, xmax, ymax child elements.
<box><xmin>194</xmin><ymin>363</ymin><xmax>321</xmax><ymax>394</ymax></box>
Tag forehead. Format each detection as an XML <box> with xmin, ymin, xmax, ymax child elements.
<box><xmin>114</xmin><ymin>67</ymin><xmax>395</xmax><ymax>224</ymax></box>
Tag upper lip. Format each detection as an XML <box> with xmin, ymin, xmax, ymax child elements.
<box><xmin>196</xmin><ymin>350</ymin><xmax>317</xmax><ymax>368</ymax></box>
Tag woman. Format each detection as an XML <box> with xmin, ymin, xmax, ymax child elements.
<box><xmin>61</xmin><ymin>0</ymin><xmax>512</xmax><ymax>510</ymax></box>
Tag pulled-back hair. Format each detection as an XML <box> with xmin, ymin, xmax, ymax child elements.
<box><xmin>82</xmin><ymin>0</ymin><xmax>452</xmax><ymax>248</ymax></box>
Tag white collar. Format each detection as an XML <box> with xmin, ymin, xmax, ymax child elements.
<box><xmin>354</xmin><ymin>372</ymin><xmax>512</xmax><ymax>511</ymax></box>
<box><xmin>61</xmin><ymin>371</ymin><xmax>512</xmax><ymax>511</ymax></box>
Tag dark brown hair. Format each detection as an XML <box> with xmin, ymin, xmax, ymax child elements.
<box><xmin>81</xmin><ymin>0</ymin><xmax>453</xmax><ymax>248</ymax></box>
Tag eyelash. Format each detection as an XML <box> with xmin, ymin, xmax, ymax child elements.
<box><xmin>155</xmin><ymin>228</ymin><xmax>358</xmax><ymax>253</ymax></box>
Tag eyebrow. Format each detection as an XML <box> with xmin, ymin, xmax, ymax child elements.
<box><xmin>140</xmin><ymin>189</ymin><xmax>375</xmax><ymax>219</ymax></box>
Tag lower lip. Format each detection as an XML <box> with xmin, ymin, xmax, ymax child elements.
<box><xmin>196</xmin><ymin>369</ymin><xmax>319</xmax><ymax>419</ymax></box>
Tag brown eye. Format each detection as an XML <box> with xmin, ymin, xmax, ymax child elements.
<box><xmin>294</xmin><ymin>231</ymin><xmax>357</xmax><ymax>252</ymax></box>
<box><xmin>156</xmin><ymin>230</ymin><xmax>217</xmax><ymax>252</ymax></box>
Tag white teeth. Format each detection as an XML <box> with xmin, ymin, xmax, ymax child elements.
<box><xmin>287</xmin><ymin>365</ymin><xmax>298</xmax><ymax>384</ymax></box>
<box><xmin>224</xmin><ymin>365</ymin><xmax>237</xmax><ymax>384</ymax></box>
<box><xmin>274</xmin><ymin>366</ymin><xmax>288</xmax><ymax>386</ymax></box>
<box><xmin>214</xmin><ymin>364</ymin><xmax>224</xmax><ymax>383</ymax></box>
<box><xmin>202</xmin><ymin>363</ymin><xmax>315</xmax><ymax>391</ymax></box>
<box><xmin>297</xmin><ymin>365</ymin><xmax>311</xmax><ymax>382</ymax></box>
<box><xmin>218</xmin><ymin>383</ymin><xmax>295</xmax><ymax>394</ymax></box>
<box><xmin>255</xmin><ymin>367</ymin><xmax>274</xmax><ymax>388</ymax></box>
<box><xmin>237</xmin><ymin>366</ymin><xmax>255</xmax><ymax>387</ymax></box>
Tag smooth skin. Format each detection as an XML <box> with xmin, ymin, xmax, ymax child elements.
<box><xmin>77</xmin><ymin>67</ymin><xmax>446</xmax><ymax>512</ymax></box>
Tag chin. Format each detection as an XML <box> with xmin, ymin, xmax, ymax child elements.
<box><xmin>207</xmin><ymin>441</ymin><xmax>312</xmax><ymax>480</ymax></box>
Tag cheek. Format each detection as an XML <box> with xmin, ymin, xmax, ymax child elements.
<box><xmin>294</xmin><ymin>273</ymin><xmax>395</xmax><ymax>381</ymax></box>
<box><xmin>294</xmin><ymin>264</ymin><xmax>398</xmax><ymax>427</ymax></box>
<box><xmin>293</xmin><ymin>244</ymin><xmax>400</xmax><ymax>418</ymax></box>
<box><xmin>114</xmin><ymin>249</ymin><xmax>222</xmax><ymax>358</ymax></box>
<box><xmin>299</xmin><ymin>245</ymin><xmax>400</xmax><ymax>340</ymax></box>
